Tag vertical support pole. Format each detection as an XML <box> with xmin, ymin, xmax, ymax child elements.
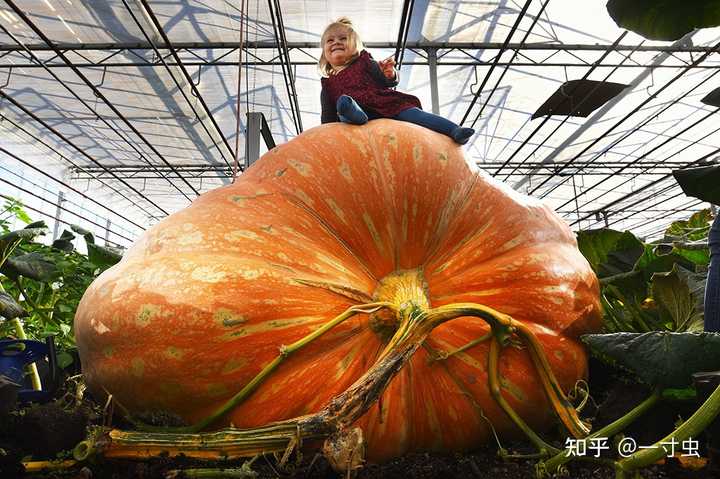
<box><xmin>52</xmin><ymin>191</ymin><xmax>65</xmax><ymax>241</ymax></box>
<box><xmin>103</xmin><ymin>218</ymin><xmax>111</xmax><ymax>245</ymax></box>
<box><xmin>245</xmin><ymin>112</ymin><xmax>262</xmax><ymax>168</ymax></box>
<box><xmin>427</xmin><ymin>48</ymin><xmax>440</xmax><ymax>115</ymax></box>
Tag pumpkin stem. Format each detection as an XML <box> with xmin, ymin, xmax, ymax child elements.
<box><xmin>369</xmin><ymin>268</ymin><xmax>430</xmax><ymax>339</ymax></box>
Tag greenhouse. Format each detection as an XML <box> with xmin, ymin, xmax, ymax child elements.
<box><xmin>0</xmin><ymin>1</ymin><xmax>718</xmax><ymax>478</ymax></box>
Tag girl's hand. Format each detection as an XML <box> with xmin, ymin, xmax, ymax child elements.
<box><xmin>378</xmin><ymin>56</ymin><xmax>396</xmax><ymax>79</ymax></box>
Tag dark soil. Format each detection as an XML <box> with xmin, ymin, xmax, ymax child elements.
<box><xmin>2</xmin><ymin>359</ymin><xmax>720</xmax><ymax>478</ymax></box>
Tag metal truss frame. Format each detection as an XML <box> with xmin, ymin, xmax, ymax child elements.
<box><xmin>0</xmin><ymin>19</ymin><xmax>718</xmax><ymax>234</ymax></box>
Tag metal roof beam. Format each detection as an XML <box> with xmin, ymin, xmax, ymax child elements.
<box><xmin>394</xmin><ymin>0</ymin><xmax>415</xmax><ymax>69</ymax></box>
<box><xmin>122</xmin><ymin>0</ymin><xmax>236</xmax><ymax>171</ymax></box>
<box><xmin>0</xmin><ymin>139</ymin><xmax>147</xmax><ymax>230</ymax></box>
<box><xmin>468</xmin><ymin>0</ymin><xmax>549</xmax><ymax>129</ymax></box>
<box><xmin>4</xmin><ymin>58</ymin><xmax>716</xmax><ymax>69</ymax></box>
<box><xmin>0</xmin><ymin>90</ymin><xmax>168</xmax><ymax>217</ymax></box>
<box><xmin>558</xmin><ymin>105</ymin><xmax>720</xmax><ymax>214</ymax></box>
<box><xmin>4</xmin><ymin>0</ymin><xmax>201</xmax><ymax>199</ymax></box>
<box><xmin>0</xmin><ymin>41</ymin><xmax>717</xmax><ymax>52</ymax></box>
<box><xmin>529</xmin><ymin>35</ymin><xmax>720</xmax><ymax>197</ymax></box>
<box><xmin>0</xmin><ymin>175</ymin><xmax>136</xmax><ymax>244</ymax></box>
<box><xmin>267</xmin><ymin>0</ymin><xmax>302</xmax><ymax>134</ymax></box>
<box><xmin>497</xmin><ymin>32</ymin><xmax>630</xmax><ymax>180</ymax></box>
<box><xmin>460</xmin><ymin>0</ymin><xmax>532</xmax><ymax>126</ymax></box>
<box><xmin>569</xmin><ymin>145</ymin><xmax>720</xmax><ymax>227</ymax></box>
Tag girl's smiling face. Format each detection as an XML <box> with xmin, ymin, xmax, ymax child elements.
<box><xmin>323</xmin><ymin>26</ymin><xmax>354</xmax><ymax>68</ymax></box>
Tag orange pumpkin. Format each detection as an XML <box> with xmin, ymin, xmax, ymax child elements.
<box><xmin>74</xmin><ymin>120</ymin><xmax>601</xmax><ymax>462</ymax></box>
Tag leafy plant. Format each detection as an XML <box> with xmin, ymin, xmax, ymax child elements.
<box><xmin>0</xmin><ymin>198</ymin><xmax>123</xmax><ymax>358</ymax></box>
<box><xmin>577</xmin><ymin>209</ymin><xmax>711</xmax><ymax>333</ymax></box>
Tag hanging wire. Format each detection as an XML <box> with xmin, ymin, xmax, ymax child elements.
<box><xmin>245</xmin><ymin>1</ymin><xmax>251</xmax><ymax>124</ymax></box>
<box><xmin>233</xmin><ymin>0</ymin><xmax>247</xmax><ymax>180</ymax></box>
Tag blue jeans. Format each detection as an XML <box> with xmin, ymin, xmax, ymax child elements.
<box><xmin>336</xmin><ymin>96</ymin><xmax>473</xmax><ymax>144</ymax></box>
<box><xmin>394</xmin><ymin>107</ymin><xmax>458</xmax><ymax>137</ymax></box>
<box><xmin>706</xmin><ymin>213</ymin><xmax>720</xmax><ymax>331</ymax></box>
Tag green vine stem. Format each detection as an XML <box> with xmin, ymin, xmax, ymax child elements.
<box><xmin>599</xmin><ymin>270</ymin><xmax>641</xmax><ymax>286</ymax></box>
<box><xmin>84</xmin><ymin>300</ymin><xmax>586</xmax><ymax>467</ymax></box>
<box><xmin>12</xmin><ymin>277</ymin><xmax>53</xmax><ymax>325</ymax></box>
<box><xmin>137</xmin><ymin>301</ymin><xmax>397</xmax><ymax>433</ymax></box>
<box><xmin>540</xmin><ymin>388</ymin><xmax>662</xmax><ymax>477</ymax></box>
<box><xmin>488</xmin><ymin>336</ymin><xmax>560</xmax><ymax>456</ymax></box>
<box><xmin>429</xmin><ymin>331</ymin><xmax>493</xmax><ymax>362</ymax></box>
<box><xmin>430</xmin><ymin>303</ymin><xmax>591</xmax><ymax>439</ymax></box>
<box><xmin>21</xmin><ymin>460</ymin><xmax>79</xmax><ymax>474</ymax></box>
<box><xmin>615</xmin><ymin>383</ymin><xmax>720</xmax><ymax>478</ymax></box>
<box><xmin>165</xmin><ymin>467</ymin><xmax>259</xmax><ymax>478</ymax></box>
<box><xmin>134</xmin><ymin>302</ymin><xmax>394</xmax><ymax>434</ymax></box>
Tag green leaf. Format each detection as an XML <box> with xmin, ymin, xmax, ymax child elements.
<box><xmin>25</xmin><ymin>220</ymin><xmax>47</xmax><ymax>230</ymax></box>
<box><xmin>1</xmin><ymin>252</ymin><xmax>59</xmax><ymax>281</ymax></box>
<box><xmin>665</xmin><ymin>210</ymin><xmax>712</xmax><ymax>242</ymax></box>
<box><xmin>651</xmin><ymin>265</ymin><xmax>705</xmax><ymax>332</ymax></box>
<box><xmin>51</xmin><ymin>230</ymin><xmax>76</xmax><ymax>253</ymax></box>
<box><xmin>56</xmin><ymin>351</ymin><xmax>75</xmax><ymax>369</ymax></box>
<box><xmin>577</xmin><ymin>228</ymin><xmax>645</xmax><ymax>278</ymax></box>
<box><xmin>2</xmin><ymin>198</ymin><xmax>32</xmax><ymax>224</ymax></box>
<box><xmin>637</xmin><ymin>245</ymin><xmax>697</xmax><ymax>280</ymax></box>
<box><xmin>87</xmin><ymin>243</ymin><xmax>123</xmax><ymax>268</ymax></box>
<box><xmin>673</xmin><ymin>248</ymin><xmax>710</xmax><ymax>266</ymax></box>
<box><xmin>0</xmin><ymin>291</ymin><xmax>28</xmax><ymax>320</ymax></box>
<box><xmin>0</xmin><ymin>224</ymin><xmax>49</xmax><ymax>250</ymax></box>
<box><xmin>582</xmin><ymin>332</ymin><xmax>720</xmax><ymax>388</ymax></box>
<box><xmin>70</xmin><ymin>225</ymin><xmax>94</xmax><ymax>245</ymax></box>
<box><xmin>606</xmin><ymin>0</ymin><xmax>720</xmax><ymax>41</ymax></box>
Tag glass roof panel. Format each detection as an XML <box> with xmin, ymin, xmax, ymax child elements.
<box><xmin>0</xmin><ymin>0</ymin><xmax>717</xmax><ymax>244</ymax></box>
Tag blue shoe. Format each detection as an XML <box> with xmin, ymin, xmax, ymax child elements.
<box><xmin>337</xmin><ymin>95</ymin><xmax>368</xmax><ymax>125</ymax></box>
<box><xmin>451</xmin><ymin>126</ymin><xmax>475</xmax><ymax>145</ymax></box>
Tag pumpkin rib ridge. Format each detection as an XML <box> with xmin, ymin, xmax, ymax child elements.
<box><xmin>420</xmin><ymin>339</ymin><xmax>492</xmax><ymax>431</ymax></box>
<box><xmin>365</xmin><ymin>123</ymin><xmax>403</xmax><ymax>272</ymax></box>
<box><xmin>421</xmin><ymin>169</ymin><xmax>481</xmax><ymax>269</ymax></box>
<box><xmin>280</xmin><ymin>190</ymin><xmax>379</xmax><ymax>282</ymax></box>
<box><xmin>250</xmin><ymin>133</ymin><xmax>385</xmax><ymax>282</ymax></box>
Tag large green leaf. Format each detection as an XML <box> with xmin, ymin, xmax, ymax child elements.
<box><xmin>665</xmin><ymin>210</ymin><xmax>712</xmax><ymax>242</ymax></box>
<box><xmin>52</xmin><ymin>229</ymin><xmax>76</xmax><ymax>253</ymax></box>
<box><xmin>582</xmin><ymin>332</ymin><xmax>720</xmax><ymax>388</ymax></box>
<box><xmin>577</xmin><ymin>228</ymin><xmax>645</xmax><ymax>278</ymax></box>
<box><xmin>672</xmin><ymin>247</ymin><xmax>710</xmax><ymax>267</ymax></box>
<box><xmin>638</xmin><ymin>244</ymin><xmax>699</xmax><ymax>279</ymax></box>
<box><xmin>1</xmin><ymin>252</ymin><xmax>59</xmax><ymax>281</ymax></box>
<box><xmin>651</xmin><ymin>265</ymin><xmax>706</xmax><ymax>332</ymax></box>
<box><xmin>606</xmin><ymin>0</ymin><xmax>720</xmax><ymax>41</ymax></box>
<box><xmin>87</xmin><ymin>243</ymin><xmax>123</xmax><ymax>268</ymax></box>
<box><xmin>0</xmin><ymin>291</ymin><xmax>27</xmax><ymax>320</ymax></box>
<box><xmin>70</xmin><ymin>225</ymin><xmax>94</xmax><ymax>245</ymax></box>
<box><xmin>0</xmin><ymin>222</ymin><xmax>49</xmax><ymax>251</ymax></box>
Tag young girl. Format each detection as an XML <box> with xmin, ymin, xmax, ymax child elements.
<box><xmin>319</xmin><ymin>17</ymin><xmax>475</xmax><ymax>145</ymax></box>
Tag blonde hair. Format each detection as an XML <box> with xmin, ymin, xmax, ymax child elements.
<box><xmin>318</xmin><ymin>17</ymin><xmax>364</xmax><ymax>77</ymax></box>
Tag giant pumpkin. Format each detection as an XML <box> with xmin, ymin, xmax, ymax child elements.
<box><xmin>74</xmin><ymin>120</ymin><xmax>601</xmax><ymax>462</ymax></box>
